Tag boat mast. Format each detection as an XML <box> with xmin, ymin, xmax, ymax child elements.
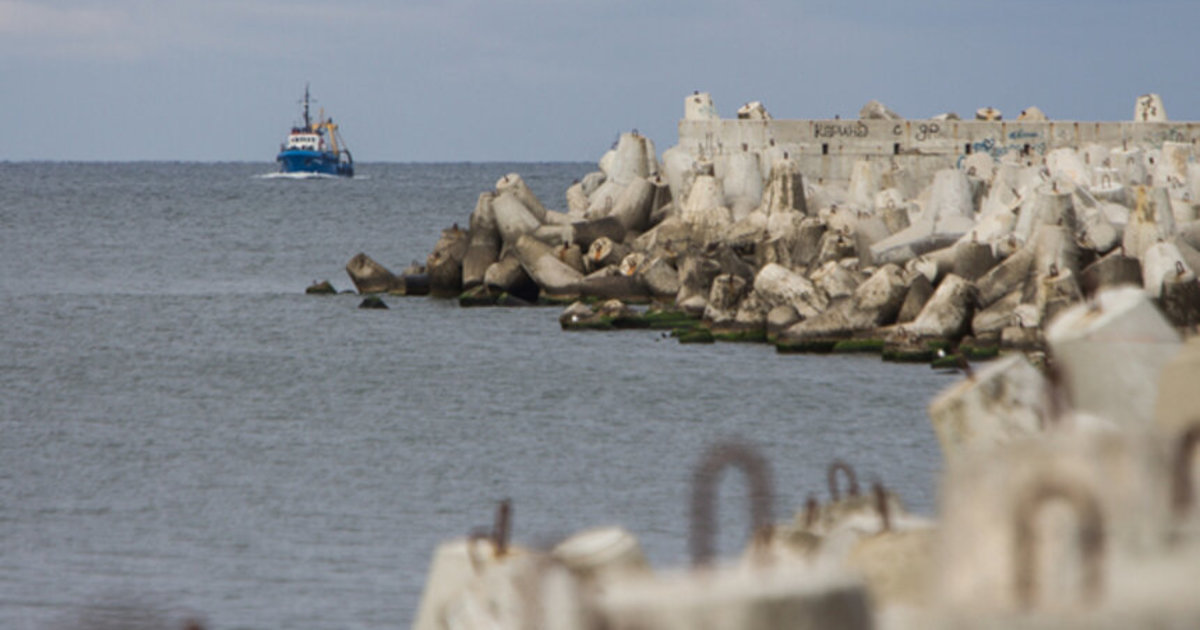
<box><xmin>302</xmin><ymin>83</ymin><xmax>312</xmax><ymax>130</ymax></box>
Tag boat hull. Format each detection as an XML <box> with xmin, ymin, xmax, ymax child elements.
<box><xmin>276</xmin><ymin>149</ymin><xmax>353</xmax><ymax>177</ymax></box>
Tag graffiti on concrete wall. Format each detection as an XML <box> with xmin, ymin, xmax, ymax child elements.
<box><xmin>814</xmin><ymin>121</ymin><xmax>869</xmax><ymax>139</ymax></box>
<box><xmin>957</xmin><ymin>137</ymin><xmax>1048</xmax><ymax>168</ymax></box>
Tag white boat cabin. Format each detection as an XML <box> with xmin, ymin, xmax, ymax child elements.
<box><xmin>285</xmin><ymin>132</ymin><xmax>325</xmax><ymax>152</ymax></box>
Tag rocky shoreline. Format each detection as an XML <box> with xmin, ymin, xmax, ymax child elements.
<box><xmin>332</xmin><ymin>93</ymin><xmax>1199</xmax><ymax>370</ymax></box>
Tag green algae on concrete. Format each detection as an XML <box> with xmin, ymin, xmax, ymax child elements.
<box><xmin>881</xmin><ymin>339</ymin><xmax>950</xmax><ymax>363</ymax></box>
<box><xmin>959</xmin><ymin>343</ymin><xmax>1000</xmax><ymax>361</ymax></box>
<box><xmin>674</xmin><ymin>327</ymin><xmax>715</xmax><ymax>344</ymax></box>
<box><xmin>775</xmin><ymin>338</ymin><xmax>838</xmax><ymax>354</ymax></box>
<box><xmin>713</xmin><ymin>328</ymin><xmax>767</xmax><ymax>343</ymax></box>
<box><xmin>561</xmin><ymin>317</ymin><xmax>616</xmax><ymax>331</ymax></box>
<box><xmin>305</xmin><ymin>280</ymin><xmax>337</xmax><ymax>295</ymax></box>
<box><xmin>458</xmin><ymin>285</ymin><xmax>498</xmax><ymax>307</ymax></box>
<box><xmin>641</xmin><ymin>309</ymin><xmax>700</xmax><ymax>330</ymax></box>
<box><xmin>831</xmin><ymin>339</ymin><xmax>885</xmax><ymax>354</ymax></box>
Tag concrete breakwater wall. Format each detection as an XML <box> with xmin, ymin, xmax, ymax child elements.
<box><xmin>679</xmin><ymin>92</ymin><xmax>1200</xmax><ymax>186</ymax></box>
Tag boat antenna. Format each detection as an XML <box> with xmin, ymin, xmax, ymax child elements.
<box><xmin>301</xmin><ymin>83</ymin><xmax>316</xmax><ymax>130</ymax></box>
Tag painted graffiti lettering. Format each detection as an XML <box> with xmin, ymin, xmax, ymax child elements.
<box><xmin>1009</xmin><ymin>130</ymin><xmax>1040</xmax><ymax>140</ymax></box>
<box><xmin>915</xmin><ymin>123</ymin><xmax>940</xmax><ymax>142</ymax></box>
<box><xmin>957</xmin><ymin>139</ymin><xmax>1048</xmax><ymax>168</ymax></box>
<box><xmin>814</xmin><ymin>121</ymin><xmax>869</xmax><ymax>139</ymax></box>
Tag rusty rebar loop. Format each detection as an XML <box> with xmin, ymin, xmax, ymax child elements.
<box><xmin>1042</xmin><ymin>358</ymin><xmax>1073</xmax><ymax>429</ymax></box>
<box><xmin>493</xmin><ymin>498</ymin><xmax>512</xmax><ymax>557</ymax></box>
<box><xmin>1171</xmin><ymin>424</ymin><xmax>1200</xmax><ymax>518</ymax></box>
<box><xmin>872</xmin><ymin>482</ymin><xmax>891</xmax><ymax>534</ymax></box>
<box><xmin>803</xmin><ymin>495</ymin><xmax>820</xmax><ymax>529</ymax></box>
<box><xmin>1012</xmin><ymin>476</ymin><xmax>1106</xmax><ymax>610</ymax></box>
<box><xmin>827</xmin><ymin>460</ymin><xmax>860</xmax><ymax>501</ymax></box>
<box><xmin>689</xmin><ymin>441</ymin><xmax>774</xmax><ymax>568</ymax></box>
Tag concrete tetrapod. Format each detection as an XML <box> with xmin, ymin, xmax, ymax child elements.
<box><xmin>899</xmin><ymin>273</ymin><xmax>975</xmax><ymax>341</ymax></box>
<box><xmin>492</xmin><ymin>191</ymin><xmax>543</xmax><ymax>248</ymax></box>
<box><xmin>719</xmin><ymin>146</ymin><xmax>764</xmax><ymax>221</ymax></box>
<box><xmin>752</xmin><ymin>263</ymin><xmax>827</xmax><ymax>320</ymax></box>
<box><xmin>934</xmin><ymin>434</ymin><xmax>1172</xmax><ymax>615</ymax></box>
<box><xmin>780</xmin><ymin>264</ymin><xmax>907</xmax><ymax>342</ymax></box>
<box><xmin>512</xmin><ymin>234</ymin><xmax>583</xmax><ymax>300</ymax></box>
<box><xmin>595</xmin><ymin>442</ymin><xmax>874</xmax><ymax>630</ymax></box>
<box><xmin>494</xmin><ymin>173</ymin><xmax>548</xmax><ymax>223</ymax></box>
<box><xmin>760</xmin><ymin>156</ymin><xmax>808</xmax><ymax>217</ymax></box>
<box><xmin>426</xmin><ymin>225</ymin><xmax>469</xmax><ymax>297</ymax></box>
<box><xmin>927</xmin><ymin>353</ymin><xmax>1049</xmax><ymax>459</ymax></box>
<box><xmin>1045</xmin><ymin>286</ymin><xmax>1182</xmax><ymax>431</ymax></box>
<box><xmin>345</xmin><ymin>252</ymin><xmax>398</xmax><ymax>294</ymax></box>
<box><xmin>1154</xmin><ymin>335</ymin><xmax>1200</xmax><ymax>434</ymax></box>
<box><xmin>870</xmin><ymin>169</ymin><xmax>978</xmax><ymax>265</ymax></box>
<box><xmin>1123</xmin><ymin>186</ymin><xmax>1177</xmax><ymax>262</ymax></box>
<box><xmin>461</xmin><ymin>193</ymin><xmax>500</xmax><ymax>290</ymax></box>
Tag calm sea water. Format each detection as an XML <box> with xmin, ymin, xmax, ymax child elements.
<box><xmin>0</xmin><ymin>162</ymin><xmax>951</xmax><ymax>629</ymax></box>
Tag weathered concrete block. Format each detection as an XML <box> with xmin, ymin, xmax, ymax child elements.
<box><xmin>484</xmin><ymin>255</ymin><xmax>533</xmax><ymax>296</ymax></box>
<box><xmin>902</xmin><ymin>274</ymin><xmax>975</xmax><ymax>340</ymax></box>
<box><xmin>566</xmin><ymin>179</ymin><xmax>590</xmax><ymax>216</ymax></box>
<box><xmin>680</xmin><ymin>172</ymin><xmax>733</xmax><ymax>235</ymax></box>
<box><xmin>553</xmin><ymin>526</ymin><xmax>648</xmax><ymax>585</ymax></box>
<box><xmin>514</xmin><ymin>234</ymin><xmax>583</xmax><ymax>298</ymax></box>
<box><xmin>1079</xmin><ymin>250</ymin><xmax>1142</xmax><ymax>296</ymax></box>
<box><xmin>414</xmin><ymin>538</ymin><xmax>533</xmax><ymax>630</ymax></box>
<box><xmin>463</xmin><ymin>193</ymin><xmax>501</xmax><ymax>289</ymax></box>
<box><xmin>782</xmin><ymin>264</ymin><xmax>907</xmax><ymax>340</ymax></box>
<box><xmin>572</xmin><ymin>216</ymin><xmax>627</xmax><ymax>251</ymax></box>
<box><xmin>585</xmin><ymin>236</ymin><xmax>631</xmax><ymax>273</ymax></box>
<box><xmin>1159</xmin><ymin>274</ymin><xmax>1200</xmax><ymax>328</ymax></box>
<box><xmin>753</xmin><ymin>263</ymin><xmax>827</xmax><ymax>320</ymax></box>
<box><xmin>1045</xmin><ymin>286</ymin><xmax>1183</xmax><ymax>430</ymax></box>
<box><xmin>870</xmin><ymin>170</ymin><xmax>977</xmax><ymax>265</ymax></box>
<box><xmin>684</xmin><ymin>91</ymin><xmax>719</xmax><ymax>121</ymax></box>
<box><xmin>676</xmin><ymin>255</ymin><xmax>723</xmax><ymax>307</ymax></box>
<box><xmin>603</xmin><ymin>132</ymin><xmax>654</xmax><ymax>188</ymax></box>
<box><xmin>972</xmin><ymin>290</ymin><xmax>1023</xmax><ymax>337</ymax></box>
<box><xmin>638</xmin><ymin>256</ymin><xmax>680</xmax><ymax>300</ymax></box>
<box><xmin>610</xmin><ymin>176</ymin><xmax>655</xmax><ymax>233</ymax></box>
<box><xmin>493</xmin><ymin>191</ymin><xmax>543</xmax><ymax>247</ymax></box>
<box><xmin>1037</xmin><ymin>268</ymin><xmax>1084</xmax><ymax>327</ymax></box>
<box><xmin>703</xmin><ymin>274</ymin><xmax>749</xmax><ymax>324</ymax></box>
<box><xmin>976</xmin><ymin>246</ymin><xmax>1036</xmax><ymax>307</ymax></box>
<box><xmin>1135</xmin><ymin>93</ymin><xmax>1168</xmax><ymax>122</ymax></box>
<box><xmin>1154</xmin><ymin>335</ymin><xmax>1200</xmax><ymax>434</ymax></box>
<box><xmin>928</xmin><ymin>354</ymin><xmax>1048</xmax><ymax>459</ymax></box>
<box><xmin>597</xmin><ymin>566</ymin><xmax>873</xmax><ymax>630</ymax></box>
<box><xmin>1143</xmin><ymin>241</ymin><xmax>1195</xmax><ymax>299</ymax></box>
<box><xmin>761</xmin><ymin>157</ymin><xmax>808</xmax><ymax>217</ymax></box>
<box><xmin>719</xmin><ymin>147</ymin><xmax>764</xmax><ymax>221</ymax></box>
<box><xmin>953</xmin><ymin>239</ymin><xmax>1000</xmax><ymax>281</ymax></box>
<box><xmin>345</xmin><ymin>252</ymin><xmax>398</xmax><ymax>294</ymax></box>
<box><xmin>576</xmin><ymin>274</ymin><xmax>651</xmax><ymax>302</ymax></box>
<box><xmin>495</xmin><ymin>172</ymin><xmax>548</xmax><ymax>222</ymax></box>
<box><xmin>426</xmin><ymin>224</ymin><xmax>469</xmax><ymax>297</ymax></box>
<box><xmin>896</xmin><ymin>272</ymin><xmax>934</xmax><ymax>324</ymax></box>
<box><xmin>935</xmin><ymin>433</ymin><xmax>1173</xmax><ymax>614</ymax></box>
<box><xmin>1123</xmin><ymin>186</ymin><xmax>1176</xmax><ymax>261</ymax></box>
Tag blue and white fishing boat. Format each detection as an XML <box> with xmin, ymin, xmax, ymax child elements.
<box><xmin>276</xmin><ymin>85</ymin><xmax>354</xmax><ymax>178</ymax></box>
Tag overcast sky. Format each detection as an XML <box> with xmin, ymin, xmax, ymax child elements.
<box><xmin>3</xmin><ymin>0</ymin><xmax>1197</xmax><ymax>162</ymax></box>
